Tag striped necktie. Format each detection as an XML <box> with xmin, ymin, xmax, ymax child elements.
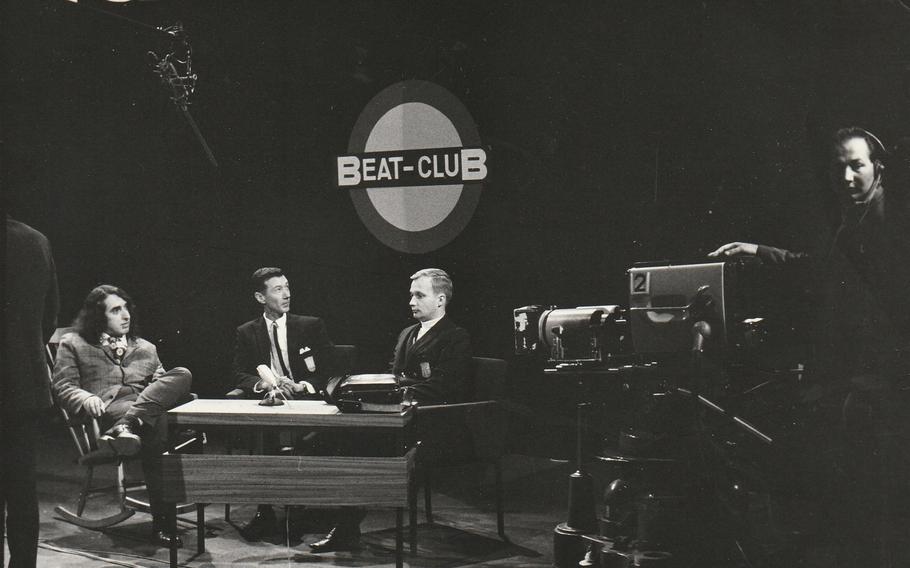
<box><xmin>272</xmin><ymin>322</ymin><xmax>290</xmax><ymax>377</ymax></box>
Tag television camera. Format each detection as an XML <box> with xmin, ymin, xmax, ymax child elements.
<box><xmin>521</xmin><ymin>258</ymin><xmax>805</xmax><ymax>568</ymax></box>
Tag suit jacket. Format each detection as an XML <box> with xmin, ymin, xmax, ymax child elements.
<box><xmin>52</xmin><ymin>332</ymin><xmax>166</xmax><ymax>417</ymax></box>
<box><xmin>232</xmin><ymin>314</ymin><xmax>335</xmax><ymax>394</ymax></box>
<box><xmin>4</xmin><ymin>217</ymin><xmax>59</xmax><ymax>415</ymax></box>
<box><xmin>390</xmin><ymin>315</ymin><xmax>471</xmax><ymax>405</ymax></box>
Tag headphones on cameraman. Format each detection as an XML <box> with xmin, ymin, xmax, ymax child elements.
<box><xmin>845</xmin><ymin>127</ymin><xmax>888</xmax><ymax>179</ymax></box>
<box><xmin>862</xmin><ymin>128</ymin><xmax>888</xmax><ymax>177</ymax></box>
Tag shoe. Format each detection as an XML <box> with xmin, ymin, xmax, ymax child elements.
<box><xmin>153</xmin><ymin>529</ymin><xmax>183</xmax><ymax>548</ymax></box>
<box><xmin>101</xmin><ymin>419</ymin><xmax>142</xmax><ymax>456</ymax></box>
<box><xmin>152</xmin><ymin>515</ymin><xmax>183</xmax><ymax>548</ymax></box>
<box><xmin>239</xmin><ymin>507</ymin><xmax>276</xmax><ymax>542</ymax></box>
<box><xmin>308</xmin><ymin>525</ymin><xmax>361</xmax><ymax>552</ymax></box>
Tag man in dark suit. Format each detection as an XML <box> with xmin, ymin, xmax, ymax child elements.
<box><xmin>2</xmin><ymin>216</ymin><xmax>59</xmax><ymax>568</ymax></box>
<box><xmin>232</xmin><ymin>266</ymin><xmax>336</xmax><ymax>540</ymax></box>
<box><xmin>52</xmin><ymin>285</ymin><xmax>193</xmax><ymax>547</ymax></box>
<box><xmin>309</xmin><ymin>268</ymin><xmax>471</xmax><ymax>552</ymax></box>
<box><xmin>390</xmin><ymin>268</ymin><xmax>472</xmax><ymax>405</ymax></box>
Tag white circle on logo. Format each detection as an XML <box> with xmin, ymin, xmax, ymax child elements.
<box><xmin>364</xmin><ymin>102</ymin><xmax>463</xmax><ymax>232</ymax></box>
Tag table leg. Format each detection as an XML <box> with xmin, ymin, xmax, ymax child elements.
<box><xmin>409</xmin><ymin>484</ymin><xmax>418</xmax><ymax>554</ymax></box>
<box><xmin>169</xmin><ymin>503</ymin><xmax>178</xmax><ymax>567</ymax></box>
<box><xmin>197</xmin><ymin>503</ymin><xmax>205</xmax><ymax>554</ymax></box>
<box><xmin>496</xmin><ymin>461</ymin><xmax>506</xmax><ymax>539</ymax></box>
<box><xmin>396</xmin><ymin>507</ymin><xmax>404</xmax><ymax>568</ymax></box>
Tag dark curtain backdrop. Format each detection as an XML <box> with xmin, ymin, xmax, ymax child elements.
<box><xmin>4</xmin><ymin>1</ymin><xmax>909</xmax><ymax>411</ymax></box>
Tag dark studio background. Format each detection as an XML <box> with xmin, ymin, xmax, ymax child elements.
<box><xmin>3</xmin><ymin>1</ymin><xmax>910</xmax><ymax>455</ymax></box>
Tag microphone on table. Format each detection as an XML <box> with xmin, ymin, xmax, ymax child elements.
<box><xmin>254</xmin><ymin>365</ymin><xmax>286</xmax><ymax>406</ymax></box>
<box><xmin>255</xmin><ymin>365</ymin><xmax>280</xmax><ymax>391</ymax></box>
<box><xmin>255</xmin><ymin>364</ymin><xmax>314</xmax><ymax>395</ymax></box>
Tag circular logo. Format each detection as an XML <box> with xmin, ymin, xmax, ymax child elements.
<box><xmin>337</xmin><ymin>80</ymin><xmax>487</xmax><ymax>253</ymax></box>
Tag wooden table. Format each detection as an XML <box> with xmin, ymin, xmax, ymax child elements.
<box><xmin>160</xmin><ymin>399</ymin><xmax>416</xmax><ymax>567</ymax></box>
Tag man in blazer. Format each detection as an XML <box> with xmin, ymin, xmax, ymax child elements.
<box><xmin>390</xmin><ymin>268</ymin><xmax>472</xmax><ymax>405</ymax></box>
<box><xmin>309</xmin><ymin>267</ymin><xmax>471</xmax><ymax>553</ymax></box>
<box><xmin>52</xmin><ymin>285</ymin><xmax>192</xmax><ymax>547</ymax></box>
<box><xmin>231</xmin><ymin>266</ymin><xmax>336</xmax><ymax>540</ymax></box>
<box><xmin>3</xmin><ymin>216</ymin><xmax>58</xmax><ymax>568</ymax></box>
<box><xmin>232</xmin><ymin>267</ymin><xmax>335</xmax><ymax>397</ymax></box>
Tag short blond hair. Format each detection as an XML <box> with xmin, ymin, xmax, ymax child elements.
<box><xmin>410</xmin><ymin>268</ymin><xmax>453</xmax><ymax>303</ymax></box>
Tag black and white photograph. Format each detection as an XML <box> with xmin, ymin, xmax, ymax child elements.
<box><xmin>3</xmin><ymin>1</ymin><xmax>910</xmax><ymax>566</ymax></box>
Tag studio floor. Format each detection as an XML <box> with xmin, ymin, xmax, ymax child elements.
<box><xmin>16</xmin><ymin>422</ymin><xmax>567</xmax><ymax>567</ymax></box>
<box><xmin>10</xmin><ymin>417</ymin><xmax>910</xmax><ymax>567</ymax></box>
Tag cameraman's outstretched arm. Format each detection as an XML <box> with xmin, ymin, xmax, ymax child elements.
<box><xmin>709</xmin><ymin>241</ymin><xmax>809</xmax><ymax>265</ymax></box>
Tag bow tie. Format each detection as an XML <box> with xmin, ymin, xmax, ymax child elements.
<box><xmin>105</xmin><ymin>336</ymin><xmax>125</xmax><ymax>347</ymax></box>
<box><xmin>103</xmin><ymin>336</ymin><xmax>128</xmax><ymax>361</ymax></box>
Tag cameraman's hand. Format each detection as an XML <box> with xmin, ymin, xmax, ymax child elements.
<box><xmin>82</xmin><ymin>396</ymin><xmax>104</xmax><ymax>418</ymax></box>
<box><xmin>708</xmin><ymin>242</ymin><xmax>758</xmax><ymax>257</ymax></box>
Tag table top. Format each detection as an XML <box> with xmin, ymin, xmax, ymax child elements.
<box><xmin>167</xmin><ymin>398</ymin><xmax>413</xmax><ymax>428</ymax></box>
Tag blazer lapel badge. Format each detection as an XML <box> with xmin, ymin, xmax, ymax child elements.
<box><xmin>300</xmin><ymin>346</ymin><xmax>316</xmax><ymax>372</ymax></box>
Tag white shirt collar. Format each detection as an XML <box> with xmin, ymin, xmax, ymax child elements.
<box><xmin>264</xmin><ymin>313</ymin><xmax>287</xmax><ymax>328</ymax></box>
<box><xmin>420</xmin><ymin>313</ymin><xmax>444</xmax><ymax>332</ymax></box>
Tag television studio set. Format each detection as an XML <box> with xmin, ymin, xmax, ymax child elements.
<box><xmin>4</xmin><ymin>1</ymin><xmax>910</xmax><ymax>567</ymax></box>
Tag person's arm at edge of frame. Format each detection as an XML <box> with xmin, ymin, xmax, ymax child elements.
<box><xmin>42</xmin><ymin>239</ymin><xmax>59</xmax><ymax>343</ymax></box>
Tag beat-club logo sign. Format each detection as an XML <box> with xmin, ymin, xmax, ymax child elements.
<box><xmin>337</xmin><ymin>80</ymin><xmax>487</xmax><ymax>254</ymax></box>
